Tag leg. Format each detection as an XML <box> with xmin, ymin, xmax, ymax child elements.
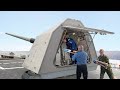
<box><xmin>76</xmin><ymin>65</ymin><xmax>81</xmax><ymax>79</ymax></box>
<box><xmin>69</xmin><ymin>54</ymin><xmax>75</xmax><ymax>65</ymax></box>
<box><xmin>69</xmin><ymin>59</ymin><xmax>74</xmax><ymax>65</ymax></box>
<box><xmin>100</xmin><ymin>67</ymin><xmax>105</xmax><ymax>79</ymax></box>
<box><xmin>106</xmin><ymin>68</ymin><xmax>114</xmax><ymax>79</ymax></box>
<box><xmin>82</xmin><ymin>65</ymin><xmax>88</xmax><ymax>79</ymax></box>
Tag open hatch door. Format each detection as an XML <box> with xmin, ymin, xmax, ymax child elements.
<box><xmin>62</xmin><ymin>26</ymin><xmax>114</xmax><ymax>35</ymax></box>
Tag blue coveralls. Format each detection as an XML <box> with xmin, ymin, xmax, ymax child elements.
<box><xmin>66</xmin><ymin>38</ymin><xmax>78</xmax><ymax>62</ymax></box>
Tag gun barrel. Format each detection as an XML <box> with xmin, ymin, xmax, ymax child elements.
<box><xmin>5</xmin><ymin>33</ymin><xmax>35</xmax><ymax>43</ymax></box>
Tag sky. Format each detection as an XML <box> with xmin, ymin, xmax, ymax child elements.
<box><xmin>0</xmin><ymin>11</ymin><xmax>120</xmax><ymax>51</ymax></box>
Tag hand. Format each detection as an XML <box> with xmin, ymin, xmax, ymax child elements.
<box><xmin>73</xmin><ymin>50</ymin><xmax>77</xmax><ymax>53</ymax></box>
<box><xmin>95</xmin><ymin>61</ymin><xmax>99</xmax><ymax>64</ymax></box>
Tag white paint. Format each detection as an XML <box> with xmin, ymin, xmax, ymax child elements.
<box><xmin>0</xmin><ymin>60</ymin><xmax>13</xmax><ymax>61</ymax></box>
<box><xmin>3</xmin><ymin>67</ymin><xmax>24</xmax><ymax>70</ymax></box>
<box><xmin>17</xmin><ymin>62</ymin><xmax>23</xmax><ymax>63</ymax></box>
<box><xmin>10</xmin><ymin>62</ymin><xmax>23</xmax><ymax>64</ymax></box>
<box><xmin>3</xmin><ymin>63</ymin><xmax>9</xmax><ymax>64</ymax></box>
<box><xmin>11</xmin><ymin>62</ymin><xmax>17</xmax><ymax>64</ymax></box>
<box><xmin>0</xmin><ymin>62</ymin><xmax>23</xmax><ymax>65</ymax></box>
<box><xmin>0</xmin><ymin>67</ymin><xmax>24</xmax><ymax>70</ymax></box>
<box><xmin>0</xmin><ymin>66</ymin><xmax>24</xmax><ymax>70</ymax></box>
<box><xmin>0</xmin><ymin>66</ymin><xmax>4</xmax><ymax>70</ymax></box>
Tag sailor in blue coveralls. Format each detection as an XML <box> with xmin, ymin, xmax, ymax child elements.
<box><xmin>63</xmin><ymin>37</ymin><xmax>78</xmax><ymax>64</ymax></box>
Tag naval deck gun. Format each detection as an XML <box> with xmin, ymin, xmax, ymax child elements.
<box><xmin>5</xmin><ymin>18</ymin><xmax>114</xmax><ymax>79</ymax></box>
<box><xmin>5</xmin><ymin>33</ymin><xmax>35</xmax><ymax>43</ymax></box>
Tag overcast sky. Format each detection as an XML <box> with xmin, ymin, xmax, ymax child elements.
<box><xmin>0</xmin><ymin>11</ymin><xmax>119</xmax><ymax>51</ymax></box>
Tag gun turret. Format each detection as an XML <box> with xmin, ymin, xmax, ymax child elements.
<box><xmin>5</xmin><ymin>33</ymin><xmax>35</xmax><ymax>43</ymax></box>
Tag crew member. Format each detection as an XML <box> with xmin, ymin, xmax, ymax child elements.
<box><xmin>98</xmin><ymin>49</ymin><xmax>114</xmax><ymax>79</ymax></box>
<box><xmin>72</xmin><ymin>45</ymin><xmax>88</xmax><ymax>79</ymax></box>
<box><xmin>63</xmin><ymin>36</ymin><xmax>78</xmax><ymax>64</ymax></box>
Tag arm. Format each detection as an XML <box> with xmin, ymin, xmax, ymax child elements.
<box><xmin>64</xmin><ymin>49</ymin><xmax>77</xmax><ymax>54</ymax></box>
<box><xmin>93</xmin><ymin>56</ymin><xmax>100</xmax><ymax>64</ymax></box>
<box><xmin>69</xmin><ymin>50</ymin><xmax>78</xmax><ymax>54</ymax></box>
<box><xmin>72</xmin><ymin>53</ymin><xmax>77</xmax><ymax>62</ymax></box>
<box><xmin>94</xmin><ymin>56</ymin><xmax>109</xmax><ymax>69</ymax></box>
